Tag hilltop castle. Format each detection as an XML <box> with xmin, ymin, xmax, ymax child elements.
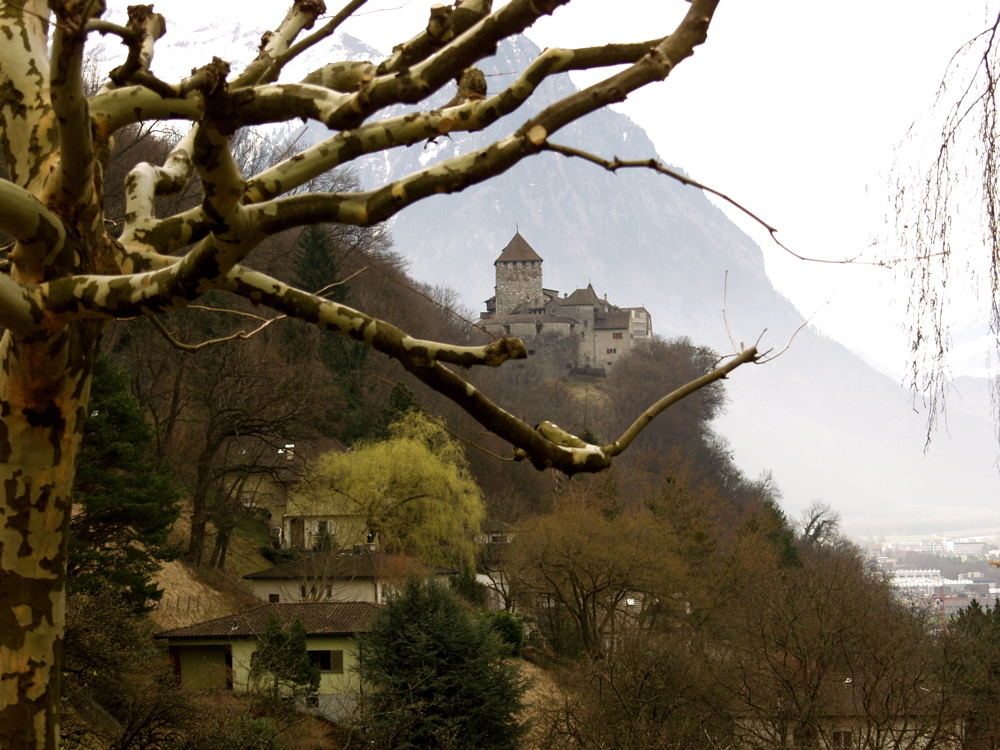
<box><xmin>480</xmin><ymin>232</ymin><xmax>652</xmax><ymax>372</ymax></box>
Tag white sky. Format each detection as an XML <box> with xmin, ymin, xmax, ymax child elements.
<box><xmin>117</xmin><ymin>0</ymin><xmax>1000</xmax><ymax>379</ymax></box>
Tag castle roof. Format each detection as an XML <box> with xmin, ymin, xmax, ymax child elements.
<box><xmin>483</xmin><ymin>313</ymin><xmax>578</xmax><ymax>326</ymax></box>
<box><xmin>494</xmin><ymin>232</ymin><xmax>542</xmax><ymax>264</ymax></box>
<box><xmin>560</xmin><ymin>283</ymin><xmax>601</xmax><ymax>306</ymax></box>
<box><xmin>595</xmin><ymin>310</ymin><xmax>631</xmax><ymax>330</ymax></box>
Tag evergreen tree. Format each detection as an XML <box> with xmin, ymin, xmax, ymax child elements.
<box><xmin>249</xmin><ymin>615</ymin><xmax>320</xmax><ymax>700</ymax></box>
<box><xmin>68</xmin><ymin>356</ymin><xmax>181</xmax><ymax>613</ymax></box>
<box><xmin>291</xmin><ymin>224</ymin><xmax>347</xmax><ymax>301</ymax></box>
<box><xmin>358</xmin><ymin>580</ymin><xmax>525</xmax><ymax>750</ymax></box>
<box><xmin>291</xmin><ymin>224</ymin><xmax>379</xmax><ymax>443</ymax></box>
<box><xmin>945</xmin><ymin>598</ymin><xmax>1000</xmax><ymax>748</ymax></box>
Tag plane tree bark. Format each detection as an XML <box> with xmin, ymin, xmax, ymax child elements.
<box><xmin>0</xmin><ymin>0</ymin><xmax>754</xmax><ymax>746</ymax></box>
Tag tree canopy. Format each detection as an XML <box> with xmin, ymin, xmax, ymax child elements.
<box><xmin>68</xmin><ymin>355</ymin><xmax>180</xmax><ymax>613</ymax></box>
<box><xmin>297</xmin><ymin>410</ymin><xmax>485</xmax><ymax>569</ymax></box>
<box><xmin>248</xmin><ymin>615</ymin><xmax>321</xmax><ymax>701</ymax></box>
<box><xmin>357</xmin><ymin>579</ymin><xmax>525</xmax><ymax>750</ymax></box>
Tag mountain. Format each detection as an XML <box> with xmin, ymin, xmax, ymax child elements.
<box><xmin>334</xmin><ymin>34</ymin><xmax>1000</xmax><ymax>536</ymax></box>
<box><xmin>100</xmin><ymin>11</ymin><xmax>1000</xmax><ymax>536</ymax></box>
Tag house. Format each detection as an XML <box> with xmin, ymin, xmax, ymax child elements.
<box><xmin>476</xmin><ymin>522</ymin><xmax>515</xmax><ymax>611</ymax></box>
<box><xmin>480</xmin><ymin>232</ymin><xmax>652</xmax><ymax>373</ymax></box>
<box><xmin>280</xmin><ymin>509</ymin><xmax>371</xmax><ymax>551</ymax></box>
<box><xmin>732</xmin><ymin>673</ymin><xmax>962</xmax><ymax>749</ymax></box>
<box><xmin>155</xmin><ymin>601</ymin><xmax>379</xmax><ymax>719</ymax></box>
<box><xmin>243</xmin><ymin>549</ymin><xmax>457</xmax><ymax>604</ymax></box>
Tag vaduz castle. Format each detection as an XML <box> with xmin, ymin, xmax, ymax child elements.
<box><xmin>480</xmin><ymin>232</ymin><xmax>652</xmax><ymax>373</ymax></box>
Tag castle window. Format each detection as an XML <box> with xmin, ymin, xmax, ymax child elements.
<box><xmin>612</xmin><ymin>332</ymin><xmax>623</xmax><ymax>339</ymax></box>
<box><xmin>606</xmin><ymin>348</ymin><xmax>617</xmax><ymax>354</ymax></box>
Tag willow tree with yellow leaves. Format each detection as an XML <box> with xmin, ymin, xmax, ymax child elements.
<box><xmin>0</xmin><ymin>0</ymin><xmax>756</xmax><ymax>746</ymax></box>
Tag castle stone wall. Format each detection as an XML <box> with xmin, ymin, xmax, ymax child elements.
<box><xmin>495</xmin><ymin>260</ymin><xmax>543</xmax><ymax>316</ymax></box>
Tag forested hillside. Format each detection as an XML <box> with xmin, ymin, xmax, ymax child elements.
<box><xmin>54</xmin><ymin>126</ymin><xmax>1000</xmax><ymax>750</ymax></box>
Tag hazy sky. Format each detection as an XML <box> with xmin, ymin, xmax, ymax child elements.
<box><xmin>106</xmin><ymin>0</ymin><xmax>998</xmax><ymax>380</ymax></box>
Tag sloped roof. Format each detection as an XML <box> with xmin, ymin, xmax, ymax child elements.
<box><xmin>155</xmin><ymin>601</ymin><xmax>380</xmax><ymax>640</ymax></box>
<box><xmin>509</xmin><ymin>300</ymin><xmax>546</xmax><ymax>314</ymax></box>
<box><xmin>244</xmin><ymin>550</ymin><xmax>456</xmax><ymax>581</ymax></box>
<box><xmin>483</xmin><ymin>313</ymin><xmax>578</xmax><ymax>326</ymax></box>
<box><xmin>595</xmin><ymin>310</ymin><xmax>630</xmax><ymax>330</ymax></box>
<box><xmin>494</xmin><ymin>232</ymin><xmax>542</xmax><ymax>263</ymax></box>
<box><xmin>560</xmin><ymin>284</ymin><xmax>601</xmax><ymax>306</ymax></box>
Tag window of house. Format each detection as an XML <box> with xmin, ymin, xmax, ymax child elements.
<box><xmin>308</xmin><ymin>650</ymin><xmax>344</xmax><ymax>673</ymax></box>
<box><xmin>268</xmin><ymin>594</ymin><xmax>280</xmax><ymax>603</ymax></box>
<box><xmin>612</xmin><ymin>331</ymin><xmax>623</xmax><ymax>339</ymax></box>
<box><xmin>317</xmin><ymin>520</ymin><xmax>328</xmax><ymax>535</ymax></box>
<box><xmin>606</xmin><ymin>348</ymin><xmax>617</xmax><ymax>354</ymax></box>
<box><xmin>299</xmin><ymin>585</ymin><xmax>307</xmax><ymax>599</ymax></box>
<box><xmin>324</xmin><ymin>584</ymin><xmax>333</xmax><ymax>600</ymax></box>
<box><xmin>831</xmin><ymin>731</ymin><xmax>853</xmax><ymax>748</ymax></box>
<box><xmin>305</xmin><ymin>695</ymin><xmax>319</xmax><ymax>708</ymax></box>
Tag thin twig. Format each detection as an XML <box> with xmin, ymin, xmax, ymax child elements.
<box><xmin>425</xmin><ymin>413</ymin><xmax>518</xmax><ymax>462</ymax></box>
<box><xmin>361</xmin><ymin>256</ymin><xmax>495</xmax><ymax>338</ymax></box>
<box><xmin>311</xmin><ymin>265</ymin><xmax>370</xmax><ymax>297</ymax></box>
<box><xmin>544</xmin><ymin>141</ymin><xmax>881</xmax><ymax>266</ymax></box>
<box><xmin>367</xmin><ymin>372</ymin><xmax>517</xmax><ymax>461</ymax></box>
<box><xmin>146</xmin><ymin>311</ymin><xmax>285</xmax><ymax>353</ymax></box>
<box><xmin>757</xmin><ymin>302</ymin><xmax>827</xmax><ymax>364</ymax></box>
<box><xmin>722</xmin><ymin>270</ymin><xmax>739</xmax><ymax>352</ymax></box>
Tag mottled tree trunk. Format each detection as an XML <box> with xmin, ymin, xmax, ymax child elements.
<box><xmin>0</xmin><ymin>326</ymin><xmax>99</xmax><ymax>749</ymax></box>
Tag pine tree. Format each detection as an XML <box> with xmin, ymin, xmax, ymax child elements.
<box><xmin>358</xmin><ymin>580</ymin><xmax>525</xmax><ymax>750</ymax></box>
<box><xmin>249</xmin><ymin>615</ymin><xmax>320</xmax><ymax>699</ymax></box>
<box><xmin>290</xmin><ymin>224</ymin><xmax>380</xmax><ymax>443</ymax></box>
<box><xmin>68</xmin><ymin>356</ymin><xmax>181</xmax><ymax>613</ymax></box>
<box><xmin>946</xmin><ymin>598</ymin><xmax>1000</xmax><ymax>747</ymax></box>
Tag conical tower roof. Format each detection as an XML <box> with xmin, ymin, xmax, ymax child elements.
<box><xmin>494</xmin><ymin>232</ymin><xmax>542</xmax><ymax>263</ymax></box>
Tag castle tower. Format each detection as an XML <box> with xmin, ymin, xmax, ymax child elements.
<box><xmin>494</xmin><ymin>232</ymin><xmax>543</xmax><ymax>316</ymax></box>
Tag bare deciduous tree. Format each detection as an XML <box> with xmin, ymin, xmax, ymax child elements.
<box><xmin>0</xmin><ymin>1</ymin><xmax>758</xmax><ymax>745</ymax></box>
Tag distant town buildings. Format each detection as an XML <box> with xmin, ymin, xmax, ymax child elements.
<box><xmin>480</xmin><ymin>232</ymin><xmax>652</xmax><ymax>373</ymax></box>
<box><xmin>868</xmin><ymin>534</ymin><xmax>1000</xmax><ymax>617</ymax></box>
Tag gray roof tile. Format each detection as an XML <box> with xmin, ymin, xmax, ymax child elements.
<box><xmin>155</xmin><ymin>601</ymin><xmax>380</xmax><ymax>639</ymax></box>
